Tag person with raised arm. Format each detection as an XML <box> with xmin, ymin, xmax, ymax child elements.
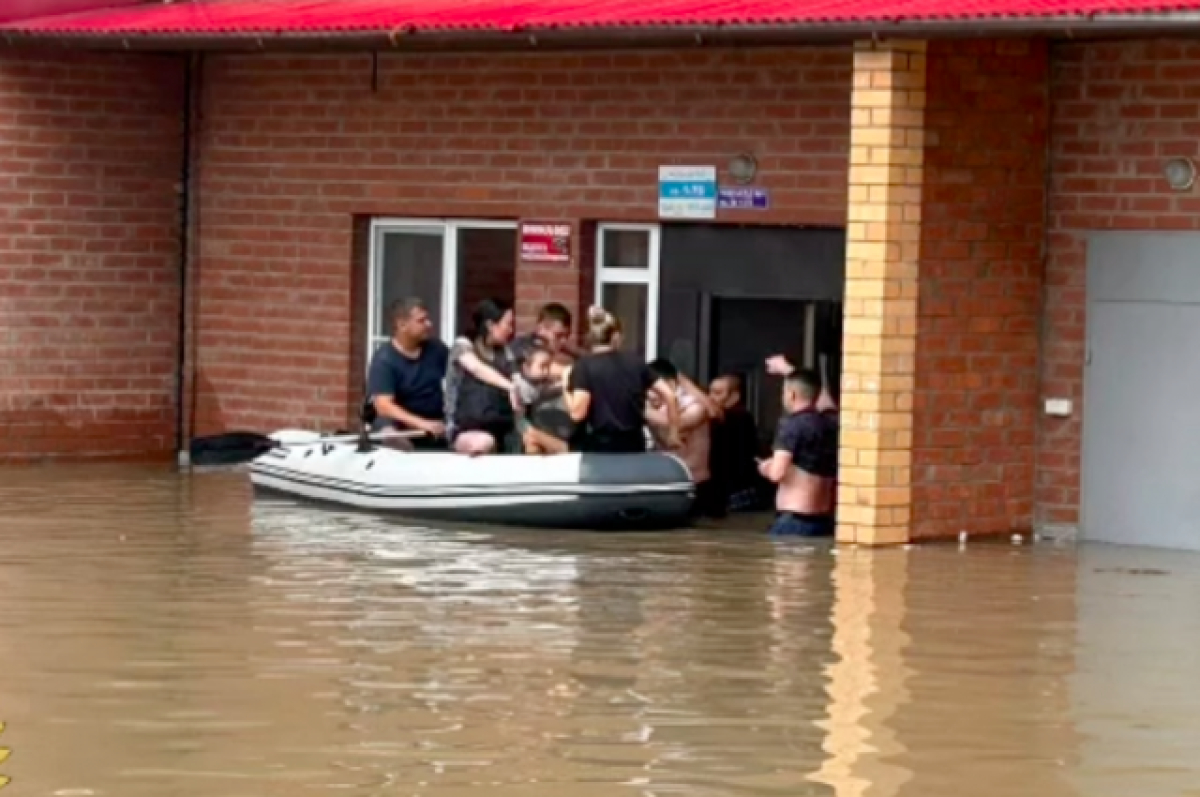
<box><xmin>758</xmin><ymin>369</ymin><xmax>839</xmax><ymax>536</ymax></box>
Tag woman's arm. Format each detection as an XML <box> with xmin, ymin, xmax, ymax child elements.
<box><xmin>457</xmin><ymin>348</ymin><xmax>514</xmax><ymax>391</ymax></box>
<box><xmin>561</xmin><ymin>365</ymin><xmax>591</xmax><ymax>422</ymax></box>
<box><xmin>565</xmin><ymin>389</ymin><xmax>591</xmax><ymax>422</ymax></box>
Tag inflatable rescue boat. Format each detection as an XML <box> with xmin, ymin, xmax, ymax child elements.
<box><xmin>246</xmin><ymin>430</ymin><xmax>696</xmax><ymax>530</ymax></box>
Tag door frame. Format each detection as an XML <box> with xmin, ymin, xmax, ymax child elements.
<box><xmin>367</xmin><ymin>218</ymin><xmax>518</xmax><ymax>360</ymax></box>
<box><xmin>594</xmin><ymin>222</ymin><xmax>662</xmax><ymax>361</ymax></box>
<box><xmin>697</xmin><ymin>292</ymin><xmax>819</xmax><ymax>382</ymax></box>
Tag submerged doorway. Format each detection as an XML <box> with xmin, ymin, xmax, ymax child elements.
<box><xmin>658</xmin><ymin>223</ymin><xmax>845</xmax><ymax>441</ymax></box>
<box><xmin>366</xmin><ymin>219</ymin><xmax>517</xmax><ymax>355</ymax></box>
<box><xmin>707</xmin><ymin>296</ymin><xmax>843</xmax><ymax>445</ymax></box>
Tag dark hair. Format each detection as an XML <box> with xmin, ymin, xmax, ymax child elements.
<box><xmin>785</xmin><ymin>368</ymin><xmax>821</xmax><ymax>401</ymax></box>
<box><xmin>469</xmin><ymin>298</ymin><xmax>512</xmax><ymax>344</ymax></box>
<box><xmin>648</xmin><ymin>357</ymin><xmax>679</xmax><ymax>382</ymax></box>
<box><xmin>389</xmin><ymin>296</ymin><xmax>426</xmax><ymax>328</ymax></box>
<box><xmin>516</xmin><ymin>336</ymin><xmax>552</xmax><ymax>368</ymax></box>
<box><xmin>716</xmin><ymin>372</ymin><xmax>745</xmax><ymax>395</ymax></box>
<box><xmin>538</xmin><ymin>302</ymin><xmax>572</xmax><ymax>329</ymax></box>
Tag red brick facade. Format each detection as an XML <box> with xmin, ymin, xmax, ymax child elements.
<box><xmin>3</xmin><ymin>37</ymin><xmax>1194</xmax><ymax>539</ymax></box>
<box><xmin>0</xmin><ymin>52</ymin><xmax>183</xmax><ymax>460</ymax></box>
<box><xmin>911</xmin><ymin>40</ymin><xmax>1049</xmax><ymax>538</ymax></box>
<box><xmin>1041</xmin><ymin>40</ymin><xmax>1200</xmax><ymax>528</ymax></box>
<box><xmin>191</xmin><ymin>49</ymin><xmax>851</xmax><ymax>435</ymax></box>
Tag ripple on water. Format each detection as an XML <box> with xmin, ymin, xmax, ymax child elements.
<box><xmin>1</xmin><ymin>464</ymin><xmax>1200</xmax><ymax>796</ymax></box>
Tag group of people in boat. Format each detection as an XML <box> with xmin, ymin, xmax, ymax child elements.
<box><xmin>365</xmin><ymin>295</ymin><xmax>840</xmax><ymax>536</ymax></box>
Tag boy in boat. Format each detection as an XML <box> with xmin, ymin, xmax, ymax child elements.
<box><xmin>759</xmin><ymin>369</ymin><xmax>838</xmax><ymax>536</ymax></box>
<box><xmin>512</xmin><ymin>341</ymin><xmax>575</xmax><ymax>455</ymax></box>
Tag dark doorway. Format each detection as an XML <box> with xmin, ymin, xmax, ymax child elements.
<box><xmin>658</xmin><ymin>224</ymin><xmax>845</xmax><ymax>439</ymax></box>
<box><xmin>707</xmin><ymin>297</ymin><xmax>843</xmax><ymax>447</ymax></box>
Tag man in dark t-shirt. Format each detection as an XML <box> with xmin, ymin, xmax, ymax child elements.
<box><xmin>366</xmin><ymin>297</ymin><xmax>449</xmax><ymax>449</ymax></box>
<box><xmin>758</xmin><ymin>370</ymin><xmax>838</xmax><ymax>536</ymax></box>
<box><xmin>708</xmin><ymin>373</ymin><xmax>766</xmax><ymax>513</ymax></box>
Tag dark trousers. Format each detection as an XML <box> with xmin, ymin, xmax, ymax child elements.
<box><xmin>690</xmin><ymin>479</ymin><xmax>727</xmax><ymax>519</ymax></box>
<box><xmin>569</xmin><ymin>428</ymin><xmax>646</xmax><ymax>454</ymax></box>
<box><xmin>768</xmin><ymin>512</ymin><xmax>835</xmax><ymax>537</ymax></box>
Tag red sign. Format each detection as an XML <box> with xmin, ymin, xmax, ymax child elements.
<box><xmin>520</xmin><ymin>222</ymin><xmax>571</xmax><ymax>264</ymax></box>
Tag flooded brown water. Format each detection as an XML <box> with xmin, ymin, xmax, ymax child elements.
<box><xmin>1</xmin><ymin>464</ymin><xmax>1199</xmax><ymax>796</ymax></box>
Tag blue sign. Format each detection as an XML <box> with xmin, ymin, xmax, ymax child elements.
<box><xmin>718</xmin><ymin>187</ymin><xmax>770</xmax><ymax>210</ymax></box>
<box><xmin>658</xmin><ymin>165</ymin><xmax>717</xmax><ymax>219</ymax></box>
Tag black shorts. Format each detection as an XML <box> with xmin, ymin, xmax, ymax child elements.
<box><xmin>689</xmin><ymin>479</ymin><xmax>727</xmax><ymax>520</ymax></box>
<box><xmin>568</xmin><ymin>428</ymin><xmax>646</xmax><ymax>454</ymax></box>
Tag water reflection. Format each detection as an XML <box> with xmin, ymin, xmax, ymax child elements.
<box><xmin>0</xmin><ymin>465</ymin><xmax>1197</xmax><ymax>795</ymax></box>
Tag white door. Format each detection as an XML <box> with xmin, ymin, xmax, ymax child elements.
<box><xmin>595</xmin><ymin>224</ymin><xmax>661</xmax><ymax>361</ymax></box>
<box><xmin>1083</xmin><ymin>232</ymin><xmax>1200</xmax><ymax>550</ymax></box>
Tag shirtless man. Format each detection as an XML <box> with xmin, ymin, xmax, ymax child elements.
<box><xmin>758</xmin><ymin>369</ymin><xmax>837</xmax><ymax>536</ymax></box>
<box><xmin>645</xmin><ymin>359</ymin><xmax>720</xmax><ymax>516</ymax></box>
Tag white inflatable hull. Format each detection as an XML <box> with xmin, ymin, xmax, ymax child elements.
<box><xmin>247</xmin><ymin>433</ymin><xmax>696</xmax><ymax>530</ymax></box>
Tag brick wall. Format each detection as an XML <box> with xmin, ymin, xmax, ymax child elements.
<box><xmin>1041</xmin><ymin>40</ymin><xmax>1200</xmax><ymax>527</ymax></box>
<box><xmin>911</xmin><ymin>40</ymin><xmax>1049</xmax><ymax>538</ymax></box>
<box><xmin>0</xmin><ymin>52</ymin><xmax>183</xmax><ymax>460</ymax></box>
<box><xmin>193</xmin><ymin>48</ymin><xmax>850</xmax><ymax>435</ymax></box>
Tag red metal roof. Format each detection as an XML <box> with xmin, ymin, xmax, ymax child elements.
<box><xmin>0</xmin><ymin>0</ymin><xmax>140</xmax><ymax>24</ymax></box>
<box><xmin>3</xmin><ymin>0</ymin><xmax>1199</xmax><ymax>36</ymax></box>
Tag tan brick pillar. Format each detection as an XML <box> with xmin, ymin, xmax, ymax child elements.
<box><xmin>838</xmin><ymin>41</ymin><xmax>927</xmax><ymax>547</ymax></box>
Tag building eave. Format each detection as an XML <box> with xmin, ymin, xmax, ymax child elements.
<box><xmin>6</xmin><ymin>15</ymin><xmax>1200</xmax><ymax>53</ymax></box>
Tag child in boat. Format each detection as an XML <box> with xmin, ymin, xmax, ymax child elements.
<box><xmin>512</xmin><ymin>342</ymin><xmax>573</xmax><ymax>454</ymax></box>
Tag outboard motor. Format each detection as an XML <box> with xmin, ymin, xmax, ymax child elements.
<box><xmin>357</xmin><ymin>400</ymin><xmax>377</xmax><ymax>453</ymax></box>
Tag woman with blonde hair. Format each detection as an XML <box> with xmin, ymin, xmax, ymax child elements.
<box><xmin>561</xmin><ymin>306</ymin><xmax>680</xmax><ymax>454</ymax></box>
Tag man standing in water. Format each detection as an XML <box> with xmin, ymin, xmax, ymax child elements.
<box><xmin>366</xmin><ymin>297</ymin><xmax>449</xmax><ymax>449</ymax></box>
<box><xmin>758</xmin><ymin>369</ymin><xmax>838</xmax><ymax>536</ymax></box>
<box><xmin>708</xmin><ymin>373</ymin><xmax>766</xmax><ymax>514</ymax></box>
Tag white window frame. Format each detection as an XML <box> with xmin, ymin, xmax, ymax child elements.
<box><xmin>367</xmin><ymin>218</ymin><xmax>518</xmax><ymax>364</ymax></box>
<box><xmin>594</xmin><ymin>222</ymin><xmax>661</xmax><ymax>361</ymax></box>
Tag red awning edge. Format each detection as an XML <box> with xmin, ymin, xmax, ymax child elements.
<box><xmin>5</xmin><ymin>0</ymin><xmax>1200</xmax><ymax>46</ymax></box>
